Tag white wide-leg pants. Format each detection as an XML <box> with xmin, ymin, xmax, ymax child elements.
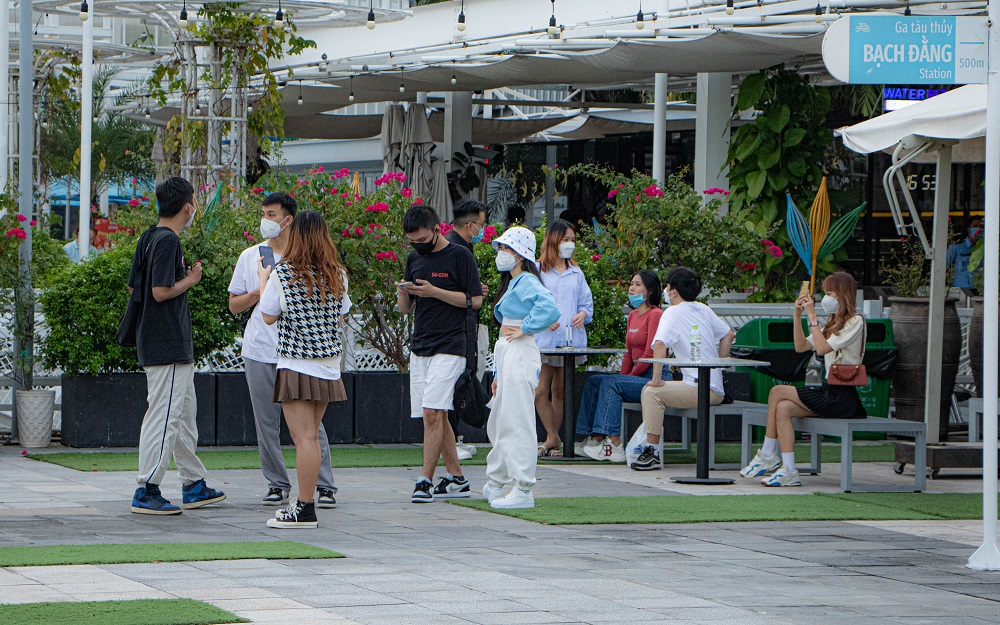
<box><xmin>486</xmin><ymin>336</ymin><xmax>542</xmax><ymax>490</ymax></box>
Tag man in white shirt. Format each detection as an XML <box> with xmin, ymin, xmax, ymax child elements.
<box><xmin>227</xmin><ymin>192</ymin><xmax>338</xmax><ymax>507</ymax></box>
<box><xmin>64</xmin><ymin>226</ymin><xmax>100</xmax><ymax>263</ymax></box>
<box><xmin>632</xmin><ymin>267</ymin><xmax>734</xmax><ymax>471</ymax></box>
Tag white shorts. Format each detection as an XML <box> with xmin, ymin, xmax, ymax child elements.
<box><xmin>409</xmin><ymin>353</ymin><xmax>466</xmax><ymax>418</ymax></box>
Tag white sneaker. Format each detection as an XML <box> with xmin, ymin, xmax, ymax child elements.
<box><xmin>740</xmin><ymin>450</ymin><xmax>782</xmax><ymax>478</ymax></box>
<box><xmin>575</xmin><ymin>437</ymin><xmax>601</xmax><ymax>457</ymax></box>
<box><xmin>482</xmin><ymin>481</ymin><xmax>504</xmax><ymax>503</ymax></box>
<box><xmin>456</xmin><ymin>436</ymin><xmax>477</xmax><ymax>460</ymax></box>
<box><xmin>761</xmin><ymin>466</ymin><xmax>801</xmax><ymax>487</ymax></box>
<box><xmin>584</xmin><ymin>438</ymin><xmax>625</xmax><ymax>463</ymax></box>
<box><xmin>490</xmin><ymin>488</ymin><xmax>534</xmax><ymax>509</ymax></box>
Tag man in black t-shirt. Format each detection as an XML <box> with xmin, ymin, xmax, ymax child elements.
<box><xmin>396</xmin><ymin>205</ymin><xmax>482</xmax><ymax>503</ymax></box>
<box><xmin>127</xmin><ymin>177</ymin><xmax>225</xmax><ymax>516</ymax></box>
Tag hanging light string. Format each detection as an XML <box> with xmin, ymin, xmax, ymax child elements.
<box><xmin>297</xmin><ymin>80</ymin><xmax>303</xmax><ymax>105</ymax></box>
<box><xmin>79</xmin><ymin>0</ymin><xmax>89</xmax><ymax>21</ymax></box>
<box><xmin>547</xmin><ymin>0</ymin><xmax>559</xmax><ymax>36</ymax></box>
<box><xmin>636</xmin><ymin>2</ymin><xmax>645</xmax><ymax>30</ymax></box>
<box><xmin>457</xmin><ymin>0</ymin><xmax>466</xmax><ymax>32</ymax></box>
<box><xmin>726</xmin><ymin>0</ymin><xmax>734</xmax><ymax>15</ymax></box>
<box><xmin>349</xmin><ymin>74</ymin><xmax>355</xmax><ymax>102</ymax></box>
<box><xmin>275</xmin><ymin>0</ymin><xmax>284</xmax><ymax>27</ymax></box>
<box><xmin>367</xmin><ymin>0</ymin><xmax>376</xmax><ymax>29</ymax></box>
<box><xmin>179</xmin><ymin>0</ymin><xmax>188</xmax><ymax>27</ymax></box>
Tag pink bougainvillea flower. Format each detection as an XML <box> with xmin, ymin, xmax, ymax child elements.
<box><xmin>297</xmin><ymin>179</ymin><xmax>308</xmax><ymax>186</ymax></box>
<box><xmin>592</xmin><ymin>254</ymin><xmax>602</xmax><ymax>262</ymax></box>
<box><xmin>761</xmin><ymin>239</ymin><xmax>775</xmax><ymax>247</ymax></box>
<box><xmin>251</xmin><ymin>187</ymin><xmax>265</xmax><ymax>194</ymax></box>
<box><xmin>128</xmin><ymin>199</ymin><xmax>141</xmax><ymax>207</ymax></box>
<box><xmin>342</xmin><ymin>228</ymin><xmax>351</xmax><ymax>237</ymax></box>
<box><xmin>400</xmin><ymin>187</ymin><xmax>413</xmax><ymax>198</ymax></box>
<box><xmin>374</xmin><ymin>234</ymin><xmax>380</xmax><ymax>239</ymax></box>
<box><xmin>354</xmin><ymin>226</ymin><xmax>363</xmax><ymax>236</ymax></box>
<box><xmin>341</xmin><ymin>193</ymin><xmax>350</xmax><ymax>198</ymax></box>
<box><xmin>141</xmin><ymin>195</ymin><xmax>149</xmax><ymax>201</ymax></box>
<box><xmin>29</xmin><ymin>220</ymin><xmax>37</xmax><ymax>227</ymax></box>
<box><xmin>16</xmin><ymin>214</ymin><xmax>27</xmax><ymax>222</ymax></box>
<box><xmin>131</xmin><ymin>178</ymin><xmax>138</xmax><ymax>185</ymax></box>
<box><xmin>199</xmin><ymin>185</ymin><xmax>207</xmax><ymax>192</ymax></box>
<box><xmin>5</xmin><ymin>227</ymin><xmax>27</xmax><ymax>240</ymax></box>
<box><xmin>607</xmin><ymin>189</ymin><xmax>618</xmax><ymax>199</ymax></box>
<box><xmin>412</xmin><ymin>197</ymin><xmax>424</xmax><ymax>206</ymax></box>
<box><xmin>346</xmin><ymin>201</ymin><xmax>353</xmax><ymax>206</ymax></box>
<box><xmin>769</xmin><ymin>247</ymin><xmax>783</xmax><ymax>258</ymax></box>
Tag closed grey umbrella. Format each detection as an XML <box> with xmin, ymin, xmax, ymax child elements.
<box><xmin>381</xmin><ymin>104</ymin><xmax>405</xmax><ymax>174</ymax></box>
<box><xmin>428</xmin><ymin>158</ymin><xmax>453</xmax><ymax>222</ymax></box>
<box><xmin>402</xmin><ymin>104</ymin><xmax>435</xmax><ymax>199</ymax></box>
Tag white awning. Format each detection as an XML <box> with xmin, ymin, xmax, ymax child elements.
<box><xmin>836</xmin><ymin>85</ymin><xmax>986</xmax><ymax>163</ymax></box>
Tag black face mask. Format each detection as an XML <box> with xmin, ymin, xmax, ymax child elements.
<box><xmin>412</xmin><ymin>234</ymin><xmax>438</xmax><ymax>256</ymax></box>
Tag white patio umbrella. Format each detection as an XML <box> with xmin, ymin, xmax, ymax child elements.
<box><xmin>837</xmin><ymin>83</ymin><xmax>999</xmax><ymax>570</ymax></box>
<box><xmin>381</xmin><ymin>104</ymin><xmax>405</xmax><ymax>174</ymax></box>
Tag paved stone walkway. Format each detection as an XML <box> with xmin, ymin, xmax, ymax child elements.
<box><xmin>1</xmin><ymin>445</ymin><xmax>999</xmax><ymax>624</ymax></box>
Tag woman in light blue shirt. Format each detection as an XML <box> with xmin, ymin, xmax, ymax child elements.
<box><xmin>534</xmin><ymin>219</ymin><xmax>594</xmax><ymax>457</ymax></box>
<box><xmin>483</xmin><ymin>227</ymin><xmax>560</xmax><ymax>510</ymax></box>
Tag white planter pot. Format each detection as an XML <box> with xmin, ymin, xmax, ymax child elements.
<box><xmin>16</xmin><ymin>390</ymin><xmax>55</xmax><ymax>448</ymax></box>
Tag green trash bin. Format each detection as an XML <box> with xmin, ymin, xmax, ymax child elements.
<box><xmin>733</xmin><ymin>319</ymin><xmax>812</xmax><ymax>403</ymax></box>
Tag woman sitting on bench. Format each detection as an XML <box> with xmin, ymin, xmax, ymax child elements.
<box><xmin>740</xmin><ymin>271</ymin><xmax>867</xmax><ymax>487</ymax></box>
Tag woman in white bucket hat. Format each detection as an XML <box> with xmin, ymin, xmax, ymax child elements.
<box><xmin>482</xmin><ymin>227</ymin><xmax>560</xmax><ymax>509</ymax></box>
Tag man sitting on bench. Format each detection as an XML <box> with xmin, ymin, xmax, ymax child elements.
<box><xmin>631</xmin><ymin>267</ymin><xmax>734</xmax><ymax>471</ymax></box>
<box><xmin>740</xmin><ymin>271</ymin><xmax>867</xmax><ymax>487</ymax></box>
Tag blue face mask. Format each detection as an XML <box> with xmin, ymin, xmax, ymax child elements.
<box><xmin>471</xmin><ymin>231</ymin><xmax>484</xmax><ymax>244</ymax></box>
<box><xmin>628</xmin><ymin>293</ymin><xmax>645</xmax><ymax>308</ymax></box>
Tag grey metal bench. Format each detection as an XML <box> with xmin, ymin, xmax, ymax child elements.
<box><xmin>623</xmin><ymin>400</ymin><xmax>769</xmax><ymax>470</ymax></box>
<box><xmin>741</xmin><ymin>412</ymin><xmax>927</xmax><ymax>492</ymax></box>
<box><xmin>965</xmin><ymin>398</ymin><xmax>1000</xmax><ymax>443</ymax></box>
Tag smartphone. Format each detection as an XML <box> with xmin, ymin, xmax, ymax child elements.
<box><xmin>398</xmin><ymin>281</ymin><xmax>415</xmax><ymax>288</ymax></box>
<box><xmin>798</xmin><ymin>280</ymin><xmax>810</xmax><ymax>300</ymax></box>
<box><xmin>259</xmin><ymin>245</ymin><xmax>276</xmax><ymax>269</ymax></box>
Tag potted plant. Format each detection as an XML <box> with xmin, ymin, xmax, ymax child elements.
<box><xmin>0</xmin><ymin>203</ymin><xmax>70</xmax><ymax>447</ymax></box>
<box><xmin>880</xmin><ymin>237</ymin><xmax>960</xmax><ymax>436</ymax></box>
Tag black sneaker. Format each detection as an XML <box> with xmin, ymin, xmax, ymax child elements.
<box><xmin>432</xmin><ymin>476</ymin><xmax>471</xmax><ymax>498</ymax></box>
<box><xmin>411</xmin><ymin>479</ymin><xmax>434</xmax><ymax>503</ymax></box>
<box><xmin>266</xmin><ymin>500</ymin><xmax>318</xmax><ymax>529</ymax></box>
<box><xmin>262</xmin><ymin>487</ymin><xmax>287</xmax><ymax>505</ymax></box>
<box><xmin>630</xmin><ymin>446</ymin><xmax>661</xmax><ymax>471</ymax></box>
<box><xmin>316</xmin><ymin>488</ymin><xmax>337</xmax><ymax>509</ymax></box>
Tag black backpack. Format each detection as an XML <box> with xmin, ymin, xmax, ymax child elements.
<box><xmin>452</xmin><ymin>305</ymin><xmax>491</xmax><ymax>428</ymax></box>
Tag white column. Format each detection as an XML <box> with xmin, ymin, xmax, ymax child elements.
<box><xmin>99</xmin><ymin>188</ymin><xmax>109</xmax><ymax>217</ymax></box>
<box><xmin>968</xmin><ymin>0</ymin><xmax>1000</xmax><ymax>571</ymax></box>
<box><xmin>924</xmin><ymin>146</ymin><xmax>952</xmax><ymax>445</ymax></box>
<box><xmin>694</xmin><ymin>72</ymin><xmax>732</xmax><ymax>197</ymax></box>
<box><xmin>0</xmin><ymin>0</ymin><xmax>9</xmax><ymax>190</ymax></box>
<box><xmin>78</xmin><ymin>4</ymin><xmax>94</xmax><ymax>260</ymax></box>
<box><xmin>652</xmin><ymin>73</ymin><xmax>668</xmax><ymax>184</ymax></box>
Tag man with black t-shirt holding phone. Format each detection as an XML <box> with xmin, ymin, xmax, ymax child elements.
<box><xmin>397</xmin><ymin>205</ymin><xmax>483</xmax><ymax>503</ymax></box>
<box><xmin>228</xmin><ymin>192</ymin><xmax>338</xmax><ymax>508</ymax></box>
<box><xmin>128</xmin><ymin>177</ymin><xmax>225</xmax><ymax>515</ymax></box>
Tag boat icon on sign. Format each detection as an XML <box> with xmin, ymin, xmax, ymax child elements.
<box><xmin>855</xmin><ymin>22</ymin><xmax>871</xmax><ymax>33</ymax></box>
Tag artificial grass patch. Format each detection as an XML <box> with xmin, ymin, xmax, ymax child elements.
<box><xmin>0</xmin><ymin>541</ymin><xmax>343</xmax><ymax>568</ymax></box>
<box><xmin>0</xmin><ymin>599</ymin><xmax>246</xmax><ymax>625</ymax></box>
<box><xmin>450</xmin><ymin>492</ymin><xmax>993</xmax><ymax>525</ymax></box>
<box><xmin>28</xmin><ymin>443</ymin><xmax>895</xmax><ymax>472</ymax></box>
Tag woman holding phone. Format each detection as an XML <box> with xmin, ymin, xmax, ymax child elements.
<box><xmin>483</xmin><ymin>227</ymin><xmax>560</xmax><ymax>509</ymax></box>
<box><xmin>740</xmin><ymin>271</ymin><xmax>867</xmax><ymax>487</ymax></box>
<box><xmin>257</xmin><ymin>210</ymin><xmax>350</xmax><ymax>528</ymax></box>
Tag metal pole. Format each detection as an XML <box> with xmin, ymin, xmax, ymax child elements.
<box><xmin>652</xmin><ymin>73</ymin><xmax>668</xmax><ymax>184</ymax></box>
<box><xmin>12</xmin><ymin>0</ymin><xmax>35</xmax><ymax>441</ymax></box>
<box><xmin>923</xmin><ymin>145</ymin><xmax>951</xmax><ymax>445</ymax></box>
<box><xmin>0</xmin><ymin>0</ymin><xmax>10</xmax><ymax>190</ymax></box>
<box><xmin>968</xmin><ymin>0</ymin><xmax>1000</xmax><ymax>571</ymax></box>
<box><xmin>78</xmin><ymin>2</ymin><xmax>94</xmax><ymax>260</ymax></box>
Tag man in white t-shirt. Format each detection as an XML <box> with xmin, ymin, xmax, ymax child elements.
<box><xmin>227</xmin><ymin>192</ymin><xmax>338</xmax><ymax>506</ymax></box>
<box><xmin>632</xmin><ymin>267</ymin><xmax>734</xmax><ymax>471</ymax></box>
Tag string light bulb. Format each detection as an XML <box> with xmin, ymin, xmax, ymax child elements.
<box><xmin>457</xmin><ymin>0</ymin><xmax>466</xmax><ymax>31</ymax></box>
<box><xmin>814</xmin><ymin>3</ymin><xmax>822</xmax><ymax>22</ymax></box>
<box><xmin>274</xmin><ymin>0</ymin><xmax>283</xmax><ymax>28</ymax></box>
<box><xmin>367</xmin><ymin>0</ymin><xmax>376</xmax><ymax>29</ymax></box>
<box><xmin>451</xmin><ymin>74</ymin><xmax>458</xmax><ymax>85</ymax></box>
<box><xmin>247</xmin><ymin>102</ymin><xmax>254</xmax><ymax>113</ymax></box>
<box><xmin>636</xmin><ymin>5</ymin><xmax>645</xmax><ymax>30</ymax></box>
<box><xmin>349</xmin><ymin>75</ymin><xmax>355</xmax><ymax>102</ymax></box>
<box><xmin>297</xmin><ymin>82</ymin><xmax>303</xmax><ymax>105</ymax></box>
<box><xmin>904</xmin><ymin>0</ymin><xmax>911</xmax><ymax>15</ymax></box>
<box><xmin>79</xmin><ymin>0</ymin><xmax>89</xmax><ymax>22</ymax></box>
<box><xmin>194</xmin><ymin>103</ymin><xmax>201</xmax><ymax>116</ymax></box>
<box><xmin>145</xmin><ymin>109</ymin><xmax>151</xmax><ymax>119</ymax></box>
<box><xmin>179</xmin><ymin>0</ymin><xmax>188</xmax><ymax>27</ymax></box>
<box><xmin>726</xmin><ymin>0</ymin><xmax>734</xmax><ymax>15</ymax></box>
<box><xmin>547</xmin><ymin>0</ymin><xmax>559</xmax><ymax>36</ymax></box>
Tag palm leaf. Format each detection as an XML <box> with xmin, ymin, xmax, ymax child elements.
<box><xmin>818</xmin><ymin>202</ymin><xmax>867</xmax><ymax>259</ymax></box>
<box><xmin>785</xmin><ymin>194</ymin><xmax>812</xmax><ymax>272</ymax></box>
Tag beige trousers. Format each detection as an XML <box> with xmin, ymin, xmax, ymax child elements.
<box><xmin>641</xmin><ymin>381</ymin><xmax>723</xmax><ymax>436</ymax></box>
<box><xmin>136</xmin><ymin>363</ymin><xmax>207</xmax><ymax>487</ymax></box>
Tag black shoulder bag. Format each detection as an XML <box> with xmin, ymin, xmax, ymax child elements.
<box><xmin>453</xmin><ymin>297</ymin><xmax>491</xmax><ymax>428</ymax></box>
<box><xmin>115</xmin><ymin>230</ymin><xmax>159</xmax><ymax>347</ymax></box>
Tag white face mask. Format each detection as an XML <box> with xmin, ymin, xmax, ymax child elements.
<box><xmin>260</xmin><ymin>217</ymin><xmax>285</xmax><ymax>240</ymax></box>
<box><xmin>184</xmin><ymin>205</ymin><xmax>196</xmax><ymax>229</ymax></box>
<box><xmin>495</xmin><ymin>251</ymin><xmax>517</xmax><ymax>272</ymax></box>
<box><xmin>821</xmin><ymin>294</ymin><xmax>840</xmax><ymax>315</ymax></box>
<box><xmin>558</xmin><ymin>242</ymin><xmax>576</xmax><ymax>259</ymax></box>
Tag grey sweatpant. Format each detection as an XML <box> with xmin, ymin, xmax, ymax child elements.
<box><xmin>244</xmin><ymin>358</ymin><xmax>336</xmax><ymax>493</ymax></box>
<box><xmin>137</xmin><ymin>363</ymin><xmax>207</xmax><ymax>487</ymax></box>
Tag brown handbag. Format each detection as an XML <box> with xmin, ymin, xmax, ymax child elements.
<box><xmin>827</xmin><ymin>317</ymin><xmax>868</xmax><ymax>387</ymax></box>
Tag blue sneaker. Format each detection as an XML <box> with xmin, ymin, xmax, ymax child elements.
<box><xmin>181</xmin><ymin>479</ymin><xmax>226</xmax><ymax>509</ymax></box>
<box><xmin>131</xmin><ymin>485</ymin><xmax>182</xmax><ymax>515</ymax></box>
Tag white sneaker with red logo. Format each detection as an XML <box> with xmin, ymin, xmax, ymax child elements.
<box><xmin>584</xmin><ymin>437</ymin><xmax>626</xmax><ymax>463</ymax></box>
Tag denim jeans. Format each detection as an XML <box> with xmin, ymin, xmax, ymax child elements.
<box><xmin>575</xmin><ymin>372</ymin><xmax>652</xmax><ymax>438</ymax></box>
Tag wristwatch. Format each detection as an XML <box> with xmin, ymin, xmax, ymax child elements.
<box><xmin>809</xmin><ymin>319</ymin><xmax>820</xmax><ymax>327</ymax></box>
